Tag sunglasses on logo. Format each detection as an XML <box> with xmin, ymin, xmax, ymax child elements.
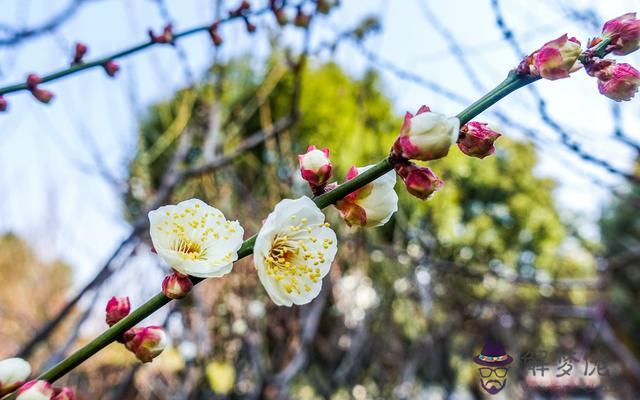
<box><xmin>478</xmin><ymin>367</ymin><xmax>508</xmax><ymax>378</ymax></box>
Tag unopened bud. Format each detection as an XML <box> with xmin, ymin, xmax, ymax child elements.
<box><xmin>274</xmin><ymin>8</ymin><xmax>288</xmax><ymax>26</ymax></box>
<box><xmin>391</xmin><ymin>105</ymin><xmax>459</xmax><ymax>162</ymax></box>
<box><xmin>149</xmin><ymin>24</ymin><xmax>174</xmax><ymax>44</ymax></box>
<box><xmin>395</xmin><ymin>162</ymin><xmax>443</xmax><ymax>200</ymax></box>
<box><xmin>52</xmin><ymin>387</ymin><xmax>75</xmax><ymax>400</ymax></box>
<box><xmin>0</xmin><ymin>96</ymin><xmax>7</xmax><ymax>112</ymax></box>
<box><xmin>162</xmin><ymin>271</ymin><xmax>193</xmax><ymax>299</ymax></box>
<box><xmin>26</xmin><ymin>74</ymin><xmax>41</xmax><ymax>90</ymax></box>
<box><xmin>105</xmin><ymin>296</ymin><xmax>130</xmax><ymax>326</ymax></box>
<box><xmin>0</xmin><ymin>358</ymin><xmax>31</xmax><ymax>395</ymax></box>
<box><xmin>298</xmin><ymin>145</ymin><xmax>332</xmax><ymax>190</ymax></box>
<box><xmin>244</xmin><ymin>17</ymin><xmax>256</xmax><ymax>33</ymax></box>
<box><xmin>72</xmin><ymin>42</ymin><xmax>88</xmax><ymax>64</ymax></box>
<box><xmin>208</xmin><ymin>23</ymin><xmax>223</xmax><ymax>46</ymax></box>
<box><xmin>31</xmin><ymin>88</ymin><xmax>54</xmax><ymax>104</ymax></box>
<box><xmin>123</xmin><ymin>326</ymin><xmax>168</xmax><ymax>363</ymax></box>
<box><xmin>15</xmin><ymin>380</ymin><xmax>53</xmax><ymax>400</ymax></box>
<box><xmin>527</xmin><ymin>34</ymin><xmax>582</xmax><ymax>80</ymax></box>
<box><xmin>103</xmin><ymin>60</ymin><xmax>120</xmax><ymax>77</ymax></box>
<box><xmin>594</xmin><ymin>61</ymin><xmax>640</xmax><ymax>101</ymax></box>
<box><xmin>602</xmin><ymin>12</ymin><xmax>640</xmax><ymax>55</ymax></box>
<box><xmin>457</xmin><ymin>122</ymin><xmax>501</xmax><ymax>158</ymax></box>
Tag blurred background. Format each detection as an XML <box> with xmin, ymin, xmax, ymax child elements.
<box><xmin>0</xmin><ymin>0</ymin><xmax>639</xmax><ymax>399</ymax></box>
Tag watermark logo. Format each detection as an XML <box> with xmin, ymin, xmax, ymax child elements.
<box><xmin>473</xmin><ymin>341</ymin><xmax>513</xmax><ymax>395</ymax></box>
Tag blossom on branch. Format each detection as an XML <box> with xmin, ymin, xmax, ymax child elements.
<box><xmin>391</xmin><ymin>105</ymin><xmax>460</xmax><ymax>162</ymax></box>
<box><xmin>457</xmin><ymin>122</ymin><xmax>501</xmax><ymax>158</ymax></box>
<box><xmin>594</xmin><ymin>61</ymin><xmax>640</xmax><ymax>101</ymax></box>
<box><xmin>0</xmin><ymin>358</ymin><xmax>31</xmax><ymax>395</ymax></box>
<box><xmin>162</xmin><ymin>270</ymin><xmax>193</xmax><ymax>299</ymax></box>
<box><xmin>102</xmin><ymin>60</ymin><xmax>120</xmax><ymax>77</ymax></box>
<box><xmin>123</xmin><ymin>326</ymin><xmax>168</xmax><ymax>363</ymax></box>
<box><xmin>298</xmin><ymin>145</ymin><xmax>332</xmax><ymax>192</ymax></box>
<box><xmin>105</xmin><ymin>296</ymin><xmax>130</xmax><ymax>327</ymax></box>
<box><xmin>253</xmin><ymin>196</ymin><xmax>337</xmax><ymax>306</ymax></box>
<box><xmin>72</xmin><ymin>42</ymin><xmax>88</xmax><ymax>64</ymax></box>
<box><xmin>15</xmin><ymin>380</ymin><xmax>53</xmax><ymax>400</ymax></box>
<box><xmin>525</xmin><ymin>34</ymin><xmax>582</xmax><ymax>80</ymax></box>
<box><xmin>335</xmin><ymin>165</ymin><xmax>398</xmax><ymax>227</ymax></box>
<box><xmin>395</xmin><ymin>162</ymin><xmax>443</xmax><ymax>200</ymax></box>
<box><xmin>149</xmin><ymin>199</ymin><xmax>244</xmax><ymax>278</ymax></box>
<box><xmin>602</xmin><ymin>12</ymin><xmax>640</xmax><ymax>55</ymax></box>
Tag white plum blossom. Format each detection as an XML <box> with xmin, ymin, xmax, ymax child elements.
<box><xmin>0</xmin><ymin>358</ymin><xmax>31</xmax><ymax>394</ymax></box>
<box><xmin>335</xmin><ymin>165</ymin><xmax>399</xmax><ymax>227</ymax></box>
<box><xmin>149</xmin><ymin>198</ymin><xmax>244</xmax><ymax>278</ymax></box>
<box><xmin>254</xmin><ymin>196</ymin><xmax>337</xmax><ymax>306</ymax></box>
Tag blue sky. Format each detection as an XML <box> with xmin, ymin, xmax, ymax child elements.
<box><xmin>0</xmin><ymin>0</ymin><xmax>638</xmax><ymax>298</ymax></box>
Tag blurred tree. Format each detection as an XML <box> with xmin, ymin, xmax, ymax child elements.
<box><xmin>0</xmin><ymin>234</ymin><xmax>72</xmax><ymax>357</ymax></box>
<box><xmin>117</xmin><ymin>59</ymin><xmax>601</xmax><ymax>398</ymax></box>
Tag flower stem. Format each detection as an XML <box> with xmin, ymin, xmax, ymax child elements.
<box><xmin>16</xmin><ymin>64</ymin><xmax>541</xmax><ymax>394</ymax></box>
<box><xmin>456</xmin><ymin>71</ymin><xmax>538</xmax><ymax>125</ymax></box>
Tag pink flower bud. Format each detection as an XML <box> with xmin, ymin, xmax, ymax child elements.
<box><xmin>72</xmin><ymin>42</ymin><xmax>88</xmax><ymax>64</ymax></box>
<box><xmin>149</xmin><ymin>24</ymin><xmax>174</xmax><ymax>44</ymax></box>
<box><xmin>123</xmin><ymin>326</ymin><xmax>168</xmax><ymax>363</ymax></box>
<box><xmin>294</xmin><ymin>10</ymin><xmax>311</xmax><ymax>28</ymax></box>
<box><xmin>162</xmin><ymin>271</ymin><xmax>193</xmax><ymax>299</ymax></box>
<box><xmin>392</xmin><ymin>105</ymin><xmax>460</xmax><ymax>162</ymax></box>
<box><xmin>103</xmin><ymin>60</ymin><xmax>120</xmax><ymax>77</ymax></box>
<box><xmin>596</xmin><ymin>61</ymin><xmax>640</xmax><ymax>101</ymax></box>
<box><xmin>105</xmin><ymin>296</ymin><xmax>130</xmax><ymax>327</ymax></box>
<box><xmin>457</xmin><ymin>122</ymin><xmax>501</xmax><ymax>158</ymax></box>
<box><xmin>52</xmin><ymin>387</ymin><xmax>74</xmax><ymax>400</ymax></box>
<box><xmin>31</xmin><ymin>88</ymin><xmax>54</xmax><ymax>104</ymax></box>
<box><xmin>208</xmin><ymin>23</ymin><xmax>223</xmax><ymax>46</ymax></box>
<box><xmin>26</xmin><ymin>74</ymin><xmax>41</xmax><ymax>89</ymax></box>
<box><xmin>0</xmin><ymin>358</ymin><xmax>31</xmax><ymax>395</ymax></box>
<box><xmin>0</xmin><ymin>96</ymin><xmax>8</xmax><ymax>112</ymax></box>
<box><xmin>16</xmin><ymin>380</ymin><xmax>53</xmax><ymax>400</ymax></box>
<box><xmin>395</xmin><ymin>163</ymin><xmax>443</xmax><ymax>200</ymax></box>
<box><xmin>602</xmin><ymin>12</ymin><xmax>640</xmax><ymax>55</ymax></box>
<box><xmin>298</xmin><ymin>145</ymin><xmax>332</xmax><ymax>189</ymax></box>
<box><xmin>529</xmin><ymin>34</ymin><xmax>582</xmax><ymax>80</ymax></box>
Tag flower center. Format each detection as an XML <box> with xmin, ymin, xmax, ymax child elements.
<box><xmin>263</xmin><ymin>217</ymin><xmax>334</xmax><ymax>295</ymax></box>
<box><xmin>173</xmin><ymin>238</ymin><xmax>206</xmax><ymax>260</ymax></box>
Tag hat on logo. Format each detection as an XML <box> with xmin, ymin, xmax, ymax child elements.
<box><xmin>473</xmin><ymin>341</ymin><xmax>513</xmax><ymax>367</ymax></box>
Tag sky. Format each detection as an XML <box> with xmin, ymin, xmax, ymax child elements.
<box><xmin>0</xmin><ymin>0</ymin><xmax>638</xmax><ymax>301</ymax></box>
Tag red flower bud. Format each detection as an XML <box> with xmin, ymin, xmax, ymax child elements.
<box><xmin>105</xmin><ymin>296</ymin><xmax>130</xmax><ymax>327</ymax></box>
<box><xmin>162</xmin><ymin>271</ymin><xmax>193</xmax><ymax>299</ymax></box>
<box><xmin>244</xmin><ymin>17</ymin><xmax>256</xmax><ymax>33</ymax></box>
<box><xmin>52</xmin><ymin>386</ymin><xmax>75</xmax><ymax>400</ymax></box>
<box><xmin>208</xmin><ymin>23</ymin><xmax>223</xmax><ymax>46</ymax></box>
<box><xmin>31</xmin><ymin>88</ymin><xmax>54</xmax><ymax>104</ymax></box>
<box><xmin>149</xmin><ymin>24</ymin><xmax>174</xmax><ymax>44</ymax></box>
<box><xmin>395</xmin><ymin>162</ymin><xmax>443</xmax><ymax>200</ymax></box>
<box><xmin>26</xmin><ymin>74</ymin><xmax>41</xmax><ymax>89</ymax></box>
<box><xmin>103</xmin><ymin>60</ymin><xmax>120</xmax><ymax>77</ymax></box>
<box><xmin>72</xmin><ymin>42</ymin><xmax>88</xmax><ymax>64</ymax></box>
<box><xmin>123</xmin><ymin>326</ymin><xmax>168</xmax><ymax>363</ymax></box>
<box><xmin>457</xmin><ymin>122</ymin><xmax>501</xmax><ymax>158</ymax></box>
<box><xmin>0</xmin><ymin>96</ymin><xmax>8</xmax><ymax>112</ymax></box>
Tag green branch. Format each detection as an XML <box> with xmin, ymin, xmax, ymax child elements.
<box><xmin>14</xmin><ymin>72</ymin><xmax>538</xmax><ymax>392</ymax></box>
<box><xmin>0</xmin><ymin>7</ymin><xmax>271</xmax><ymax>97</ymax></box>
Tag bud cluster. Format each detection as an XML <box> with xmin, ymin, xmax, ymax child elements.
<box><xmin>25</xmin><ymin>74</ymin><xmax>54</xmax><ymax>104</ymax></box>
<box><xmin>148</xmin><ymin>24</ymin><xmax>175</xmax><ymax>45</ymax></box>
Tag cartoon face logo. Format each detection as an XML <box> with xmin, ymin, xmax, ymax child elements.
<box><xmin>473</xmin><ymin>341</ymin><xmax>513</xmax><ymax>395</ymax></box>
